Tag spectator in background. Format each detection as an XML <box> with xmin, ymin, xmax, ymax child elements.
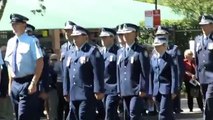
<box><xmin>0</xmin><ymin>45</ymin><xmax>14</xmax><ymax>120</ymax></box>
<box><xmin>46</xmin><ymin>53</ymin><xmax>59</xmax><ymax>120</ymax></box>
<box><xmin>183</xmin><ymin>49</ymin><xmax>203</xmax><ymax>112</ymax></box>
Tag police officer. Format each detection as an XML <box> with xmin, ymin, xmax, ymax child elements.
<box><xmin>61</xmin><ymin>21</ymin><xmax>76</xmax><ymax>120</ymax></box>
<box><xmin>65</xmin><ymin>25</ymin><xmax>105</xmax><ymax>120</ymax></box>
<box><xmin>61</xmin><ymin>21</ymin><xmax>76</xmax><ymax>100</ymax></box>
<box><xmin>99</xmin><ymin>28</ymin><xmax>120</xmax><ymax>120</ymax></box>
<box><xmin>194</xmin><ymin>14</ymin><xmax>213</xmax><ymax>120</ymax></box>
<box><xmin>150</xmin><ymin>36</ymin><xmax>178</xmax><ymax>120</ymax></box>
<box><xmin>4</xmin><ymin>13</ymin><xmax>44</xmax><ymax>120</ymax></box>
<box><xmin>26</xmin><ymin>23</ymin><xmax>35</xmax><ymax>36</ymax></box>
<box><xmin>155</xmin><ymin>26</ymin><xmax>184</xmax><ymax>113</ymax></box>
<box><xmin>117</xmin><ymin>23</ymin><xmax>149</xmax><ymax>120</ymax></box>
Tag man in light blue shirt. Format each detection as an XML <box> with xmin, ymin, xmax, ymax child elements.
<box><xmin>4</xmin><ymin>13</ymin><xmax>44</xmax><ymax>120</ymax></box>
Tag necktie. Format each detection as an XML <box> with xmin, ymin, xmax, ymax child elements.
<box><xmin>203</xmin><ymin>37</ymin><xmax>208</xmax><ymax>47</ymax></box>
<box><xmin>12</xmin><ymin>39</ymin><xmax>19</xmax><ymax>74</ymax></box>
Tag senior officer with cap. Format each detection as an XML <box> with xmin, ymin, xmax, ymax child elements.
<box><xmin>155</xmin><ymin>26</ymin><xmax>184</xmax><ymax>113</ymax></box>
<box><xmin>194</xmin><ymin>14</ymin><xmax>213</xmax><ymax>120</ymax></box>
<box><xmin>116</xmin><ymin>23</ymin><xmax>150</xmax><ymax>120</ymax></box>
<box><xmin>99</xmin><ymin>28</ymin><xmax>120</xmax><ymax>120</ymax></box>
<box><xmin>64</xmin><ymin>25</ymin><xmax>105</xmax><ymax>120</ymax></box>
<box><xmin>150</xmin><ymin>36</ymin><xmax>178</xmax><ymax>120</ymax></box>
<box><xmin>4</xmin><ymin>13</ymin><xmax>43</xmax><ymax>120</ymax></box>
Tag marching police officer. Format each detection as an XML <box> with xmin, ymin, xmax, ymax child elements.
<box><xmin>99</xmin><ymin>28</ymin><xmax>120</xmax><ymax>120</ymax></box>
<box><xmin>150</xmin><ymin>36</ymin><xmax>178</xmax><ymax>120</ymax></box>
<box><xmin>61</xmin><ymin>21</ymin><xmax>76</xmax><ymax>101</ymax></box>
<box><xmin>61</xmin><ymin>21</ymin><xmax>76</xmax><ymax>120</ymax></box>
<box><xmin>65</xmin><ymin>25</ymin><xmax>105</xmax><ymax>120</ymax></box>
<box><xmin>155</xmin><ymin>26</ymin><xmax>184</xmax><ymax>113</ymax></box>
<box><xmin>5</xmin><ymin>13</ymin><xmax>44</xmax><ymax>120</ymax></box>
<box><xmin>194</xmin><ymin>14</ymin><xmax>213</xmax><ymax>120</ymax></box>
<box><xmin>116</xmin><ymin>23</ymin><xmax>149</xmax><ymax>120</ymax></box>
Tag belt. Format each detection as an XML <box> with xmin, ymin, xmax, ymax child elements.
<box><xmin>13</xmin><ymin>74</ymin><xmax>34</xmax><ymax>83</ymax></box>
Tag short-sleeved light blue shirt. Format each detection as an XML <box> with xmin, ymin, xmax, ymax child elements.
<box><xmin>4</xmin><ymin>33</ymin><xmax>43</xmax><ymax>78</ymax></box>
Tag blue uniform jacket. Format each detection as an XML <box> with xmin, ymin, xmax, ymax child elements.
<box><xmin>117</xmin><ymin>43</ymin><xmax>150</xmax><ymax>97</ymax></box>
<box><xmin>65</xmin><ymin>43</ymin><xmax>104</xmax><ymax>101</ymax></box>
<box><xmin>150</xmin><ymin>52</ymin><xmax>178</xmax><ymax>96</ymax></box>
<box><xmin>167</xmin><ymin>44</ymin><xmax>184</xmax><ymax>88</ymax></box>
<box><xmin>61</xmin><ymin>42</ymin><xmax>74</xmax><ymax>96</ymax></box>
<box><xmin>195</xmin><ymin>33</ymin><xmax>213</xmax><ymax>84</ymax></box>
<box><xmin>101</xmin><ymin>44</ymin><xmax>119</xmax><ymax>95</ymax></box>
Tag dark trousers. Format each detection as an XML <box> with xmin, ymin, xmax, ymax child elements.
<box><xmin>201</xmin><ymin>84</ymin><xmax>208</xmax><ymax>100</ymax></box>
<box><xmin>57</xmin><ymin>82</ymin><xmax>69</xmax><ymax>120</ymax></box>
<box><xmin>185</xmin><ymin>82</ymin><xmax>203</xmax><ymax>111</ymax></box>
<box><xmin>172</xmin><ymin>91</ymin><xmax>181</xmax><ymax>111</ymax></box>
<box><xmin>155</xmin><ymin>93</ymin><xmax>174</xmax><ymax>120</ymax></box>
<box><xmin>96</xmin><ymin>100</ymin><xmax>105</xmax><ymax>120</ymax></box>
<box><xmin>103</xmin><ymin>94</ymin><xmax>120</xmax><ymax>120</ymax></box>
<box><xmin>11</xmin><ymin>75</ymin><xmax>39</xmax><ymax>120</ymax></box>
<box><xmin>204</xmin><ymin>83</ymin><xmax>213</xmax><ymax>120</ymax></box>
<box><xmin>123</xmin><ymin>96</ymin><xmax>143</xmax><ymax>120</ymax></box>
<box><xmin>69</xmin><ymin>100</ymin><xmax>96</xmax><ymax>120</ymax></box>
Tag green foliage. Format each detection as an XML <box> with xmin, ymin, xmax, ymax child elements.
<box><xmin>164</xmin><ymin>0</ymin><xmax>213</xmax><ymax>21</ymax></box>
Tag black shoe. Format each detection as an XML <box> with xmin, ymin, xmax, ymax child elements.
<box><xmin>190</xmin><ymin>109</ymin><xmax>193</xmax><ymax>112</ymax></box>
<box><xmin>174</xmin><ymin>109</ymin><xmax>183</xmax><ymax>114</ymax></box>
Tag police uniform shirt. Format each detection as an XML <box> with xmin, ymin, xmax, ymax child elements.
<box><xmin>0</xmin><ymin>50</ymin><xmax>4</xmax><ymax>67</ymax></box>
<box><xmin>4</xmin><ymin>33</ymin><xmax>43</xmax><ymax>78</ymax></box>
<box><xmin>194</xmin><ymin>33</ymin><xmax>213</xmax><ymax>84</ymax></box>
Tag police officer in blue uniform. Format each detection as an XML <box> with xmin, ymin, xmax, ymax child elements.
<box><xmin>65</xmin><ymin>25</ymin><xmax>105</xmax><ymax>120</ymax></box>
<box><xmin>4</xmin><ymin>13</ymin><xmax>44</xmax><ymax>120</ymax></box>
<box><xmin>61</xmin><ymin>21</ymin><xmax>76</xmax><ymax>120</ymax></box>
<box><xmin>194</xmin><ymin>15</ymin><xmax>213</xmax><ymax>120</ymax></box>
<box><xmin>155</xmin><ymin>26</ymin><xmax>184</xmax><ymax>113</ymax></box>
<box><xmin>25</xmin><ymin>23</ymin><xmax>50</xmax><ymax>118</ymax></box>
<box><xmin>150</xmin><ymin>36</ymin><xmax>178</xmax><ymax>120</ymax></box>
<box><xmin>117</xmin><ymin>23</ymin><xmax>149</xmax><ymax>120</ymax></box>
<box><xmin>61</xmin><ymin>21</ymin><xmax>76</xmax><ymax>101</ymax></box>
<box><xmin>99</xmin><ymin>28</ymin><xmax>120</xmax><ymax>120</ymax></box>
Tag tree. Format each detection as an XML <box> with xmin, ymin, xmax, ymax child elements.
<box><xmin>165</xmin><ymin>0</ymin><xmax>213</xmax><ymax>22</ymax></box>
<box><xmin>0</xmin><ymin>0</ymin><xmax>7</xmax><ymax>20</ymax></box>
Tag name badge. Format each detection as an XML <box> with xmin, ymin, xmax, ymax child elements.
<box><xmin>66</xmin><ymin>57</ymin><xmax>71</xmax><ymax>67</ymax></box>
<box><xmin>117</xmin><ymin>55</ymin><xmax>122</xmax><ymax>65</ymax></box>
<box><xmin>109</xmin><ymin>55</ymin><xmax>114</xmax><ymax>62</ymax></box>
<box><xmin>208</xmin><ymin>42</ymin><xmax>213</xmax><ymax>50</ymax></box>
<box><xmin>130</xmin><ymin>56</ymin><xmax>134</xmax><ymax>64</ymax></box>
<box><xmin>80</xmin><ymin>56</ymin><xmax>88</xmax><ymax>64</ymax></box>
<box><xmin>196</xmin><ymin>43</ymin><xmax>201</xmax><ymax>51</ymax></box>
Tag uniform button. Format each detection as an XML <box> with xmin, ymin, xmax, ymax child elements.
<box><xmin>73</xmin><ymin>75</ymin><xmax>75</xmax><ymax>78</ymax></box>
<box><xmin>73</xmin><ymin>69</ymin><xmax>76</xmax><ymax>71</ymax></box>
<box><xmin>203</xmin><ymin>60</ymin><xmax>205</xmax><ymax>62</ymax></box>
<box><xmin>73</xmin><ymin>82</ymin><xmax>76</xmax><ymax>85</ymax></box>
<box><xmin>124</xmin><ymin>78</ymin><xmax>127</xmax><ymax>80</ymax></box>
<box><xmin>124</xmin><ymin>72</ymin><xmax>127</xmax><ymax>74</ymax></box>
<box><xmin>124</xmin><ymin>66</ymin><xmax>127</xmax><ymax>68</ymax></box>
